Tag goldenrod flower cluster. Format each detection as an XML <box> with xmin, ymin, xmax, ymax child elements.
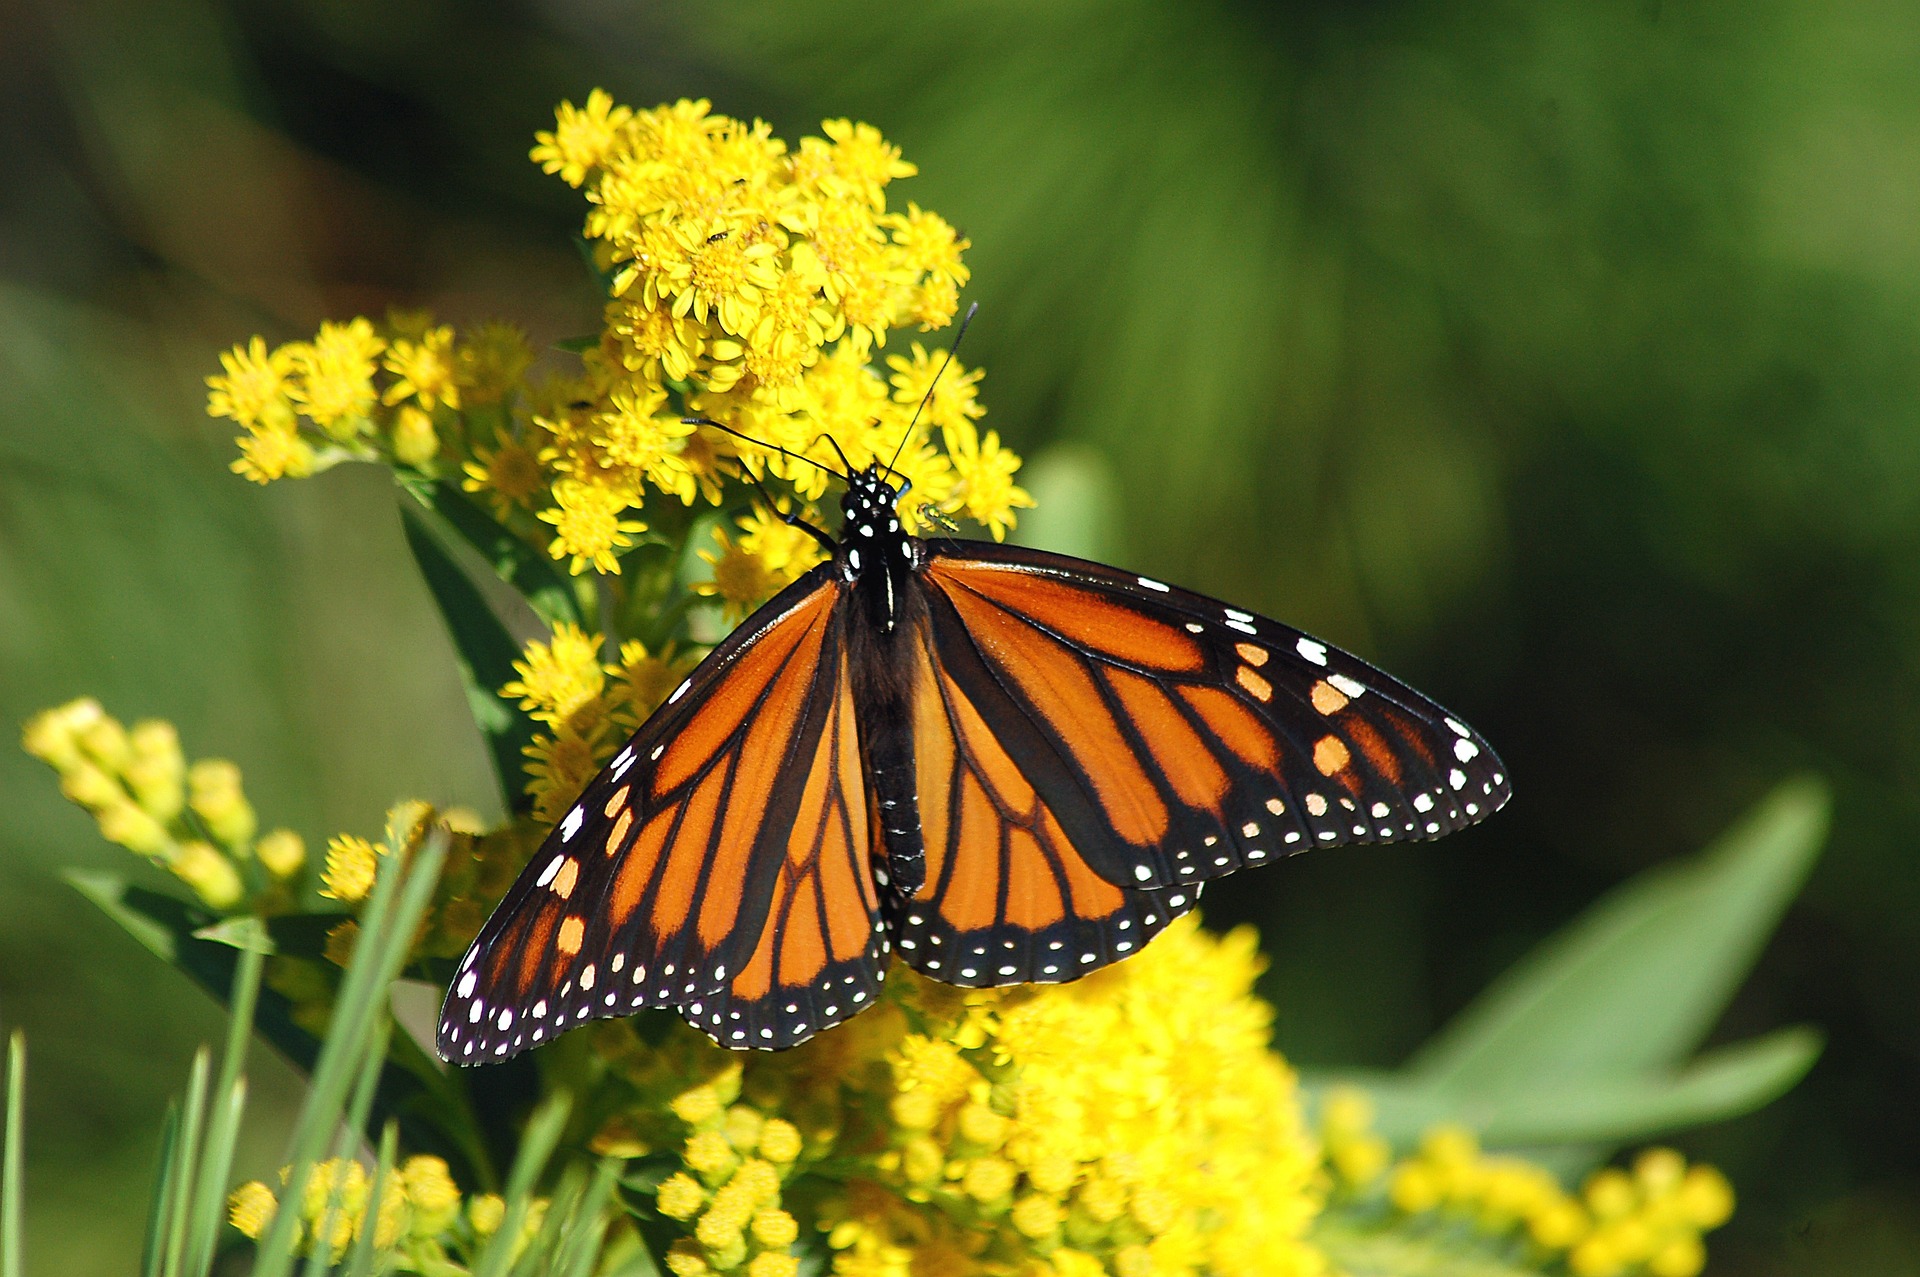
<box><xmin>741</xmin><ymin>916</ymin><xmax>1326</xmax><ymax>1277</ymax></box>
<box><xmin>641</xmin><ymin>1067</ymin><xmax>809</xmax><ymax>1277</ymax></box>
<box><xmin>1319</xmin><ymin>1090</ymin><xmax>1734</xmax><ymax>1277</ymax></box>
<box><xmin>502</xmin><ymin>622</ymin><xmax>701</xmax><ymax>822</ymax></box>
<box><xmin>206</xmin><ymin>93</ymin><xmax>1033</xmax><ymax>629</ymax></box>
<box><xmin>22</xmin><ymin>698</ymin><xmax>303</xmax><ymax>911</ymax></box>
<box><xmin>227</xmin><ymin>1154</ymin><xmax>535</xmax><ymax>1271</ymax></box>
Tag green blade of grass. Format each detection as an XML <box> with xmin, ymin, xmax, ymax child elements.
<box><xmin>140</xmin><ymin>1100</ymin><xmax>182</xmax><ymax>1277</ymax></box>
<box><xmin>2</xmin><ymin>1033</ymin><xmax>22</xmax><ymax>1277</ymax></box>
<box><xmin>343</xmin><ymin>1122</ymin><xmax>400</xmax><ymax>1277</ymax></box>
<box><xmin>250</xmin><ymin>831</ymin><xmax>447</xmax><ymax>1277</ymax></box>
<box><xmin>161</xmin><ymin>1047</ymin><xmax>212</xmax><ymax>1277</ymax></box>
<box><xmin>471</xmin><ymin>1093</ymin><xmax>573</xmax><ymax>1277</ymax></box>
<box><xmin>554</xmin><ymin>1160</ymin><xmax>622</xmax><ymax>1277</ymax></box>
<box><xmin>182</xmin><ymin>941</ymin><xmax>265</xmax><ymax>1277</ymax></box>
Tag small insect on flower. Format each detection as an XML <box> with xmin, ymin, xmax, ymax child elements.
<box><xmin>439</xmin><ymin>343</ymin><xmax>1511</xmax><ymax>1061</ymax></box>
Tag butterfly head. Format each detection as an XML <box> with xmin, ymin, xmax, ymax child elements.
<box><xmin>839</xmin><ymin>465</ymin><xmax>904</xmax><ymax>545</ymax></box>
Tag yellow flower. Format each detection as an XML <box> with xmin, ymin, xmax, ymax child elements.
<box><xmin>293</xmin><ymin>318</ymin><xmax>385</xmax><ymax>435</ymax></box>
<box><xmin>523</xmin><ymin>726</ymin><xmax>613</xmax><ymax>823</ymax></box>
<box><xmin>231</xmin><ymin>423</ymin><xmax>316</xmax><ymax>484</ymax></box>
<box><xmin>540</xmin><ymin>482</ymin><xmax>648</xmax><ymax>575</ymax></box>
<box><xmin>227</xmin><ymin>1181</ymin><xmax>277</xmax><ymax>1238</ymax></box>
<box><xmin>391</xmin><ymin>404</ymin><xmax>440</xmax><ymax>468</ymax></box>
<box><xmin>659</xmin><ymin>1173</ymin><xmax>708</xmax><ymax>1221</ymax></box>
<box><xmin>207</xmin><ymin>337</ymin><xmax>298</xmax><ymax>429</ymax></box>
<box><xmin>462</xmin><ymin>427</ymin><xmax>547</xmax><ymax>519</ymax></box>
<box><xmin>383</xmin><ymin>325</ymin><xmax>461</xmax><ymax>411</ymax></box>
<box><xmin>609</xmin><ymin>639</ymin><xmax>702</xmax><ymax>729</ymax></box>
<box><xmin>188</xmin><ymin>758</ymin><xmax>256</xmax><ymax>847</ymax></box>
<box><xmin>533</xmin><ymin>89</ymin><xmax>635</xmax><ymax>187</ymax></box>
<box><xmin>501</xmin><ymin>623</ymin><xmax>607</xmax><ymax>729</ymax></box>
<box><xmin>885</xmin><ymin>345</ymin><xmax>982</xmax><ymax>433</ymax></box>
<box><xmin>457</xmin><ymin>320</ymin><xmax>534</xmax><ymax>406</ymax></box>
<box><xmin>942</xmin><ymin>419</ymin><xmax>1033</xmax><ymax>542</ymax></box>
<box><xmin>695</xmin><ymin>528</ymin><xmax>781</xmax><ymax>622</ymax></box>
<box><xmin>319</xmin><ymin>834</ymin><xmax>381</xmax><ymax>903</ymax></box>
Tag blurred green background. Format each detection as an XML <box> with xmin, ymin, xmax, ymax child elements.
<box><xmin>4</xmin><ymin>0</ymin><xmax>1919</xmax><ymax>1271</ymax></box>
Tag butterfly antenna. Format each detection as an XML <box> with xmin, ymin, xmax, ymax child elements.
<box><xmin>685</xmin><ymin>417</ymin><xmax>845</xmax><ymax>480</ymax></box>
<box><xmin>885</xmin><ymin>301</ymin><xmax>978</xmax><ymax>480</ymax></box>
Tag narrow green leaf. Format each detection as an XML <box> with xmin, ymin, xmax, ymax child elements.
<box><xmin>1311</xmin><ymin>1024</ymin><xmax>1823</xmax><ymax>1147</ymax></box>
<box><xmin>161</xmin><ymin>1047</ymin><xmax>211</xmax><ymax>1277</ymax></box>
<box><xmin>472</xmin><ymin>1093</ymin><xmax>573</xmax><ymax>1277</ymax></box>
<box><xmin>1406</xmin><ymin>778</ymin><xmax>1828</xmax><ymax>1092</ymax></box>
<box><xmin>344</xmin><ymin>1122</ymin><xmax>401</xmax><ymax>1277</ymax></box>
<box><xmin>399</xmin><ymin>499</ymin><xmax>542</xmax><ymax>813</ymax></box>
<box><xmin>553</xmin><ymin>1160</ymin><xmax>622</xmax><ymax>1277</ymax></box>
<box><xmin>402</xmin><ymin>479</ymin><xmax>579</xmax><ymax>626</ymax></box>
<box><xmin>2</xmin><ymin>1033</ymin><xmax>21</xmax><ymax>1277</ymax></box>
<box><xmin>141</xmin><ymin>1100</ymin><xmax>181</xmax><ymax>1277</ymax></box>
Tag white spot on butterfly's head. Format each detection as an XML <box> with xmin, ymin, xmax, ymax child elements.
<box><xmin>560</xmin><ymin>808</ymin><xmax>584</xmax><ymax>841</ymax></box>
<box><xmin>1138</xmin><ymin>576</ymin><xmax>1170</xmax><ymax>592</ymax></box>
<box><xmin>848</xmin><ymin>547</ymin><xmax>862</xmax><ymax>571</ymax></box>
<box><xmin>1297</xmin><ymin>638</ymin><xmax>1329</xmax><ymax>666</ymax></box>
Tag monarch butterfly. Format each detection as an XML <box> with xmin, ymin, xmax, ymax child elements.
<box><xmin>438</xmin><ymin>449</ymin><xmax>1509</xmax><ymax>1062</ymax></box>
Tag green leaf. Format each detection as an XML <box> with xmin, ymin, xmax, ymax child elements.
<box><xmin>1310</xmin><ymin>1024</ymin><xmax>1822</xmax><ymax>1147</ymax></box>
<box><xmin>398</xmin><ymin>496</ymin><xmax>545</xmax><ymax>814</ymax></box>
<box><xmin>1404</xmin><ymin>777</ymin><xmax>1829</xmax><ymax>1092</ymax></box>
<box><xmin>402</xmin><ymin>478</ymin><xmax>579</xmax><ymax>627</ymax></box>
<box><xmin>1312</xmin><ymin>1216</ymin><xmax>1553</xmax><ymax>1277</ymax></box>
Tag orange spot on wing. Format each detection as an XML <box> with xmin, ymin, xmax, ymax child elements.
<box><xmin>1236</xmin><ymin>666</ymin><xmax>1274</xmax><ymax>702</ymax></box>
<box><xmin>605</xmin><ymin>806</ymin><xmax>633</xmax><ymax>856</ymax></box>
<box><xmin>1311</xmin><ymin>680</ymin><xmax>1349</xmax><ymax>715</ymax></box>
<box><xmin>1235</xmin><ymin>643</ymin><xmax>1268</xmax><ymax>666</ymax></box>
<box><xmin>551</xmin><ymin>858</ymin><xmax>578</xmax><ymax>900</ymax></box>
<box><xmin>604</xmin><ymin>785</ymin><xmax>630</xmax><ymax>817</ymax></box>
<box><xmin>556</xmin><ymin>915</ymin><xmax>584</xmax><ymax>956</ymax></box>
<box><xmin>1313</xmin><ymin>735</ymin><xmax>1351</xmax><ymax>777</ymax></box>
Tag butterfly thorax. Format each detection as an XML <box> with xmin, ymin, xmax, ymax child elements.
<box><xmin>837</xmin><ymin>466</ymin><xmax>924</xmax><ymax>637</ymax></box>
<box><xmin>837</xmin><ymin>466</ymin><xmax>929</xmax><ymax>897</ymax></box>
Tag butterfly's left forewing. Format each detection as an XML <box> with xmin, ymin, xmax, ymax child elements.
<box><xmin>438</xmin><ymin>568</ymin><xmax>886</xmax><ymax>1061</ymax></box>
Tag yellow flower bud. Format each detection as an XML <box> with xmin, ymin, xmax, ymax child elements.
<box><xmin>1584</xmin><ymin>1168</ymin><xmax>1637</xmax><ymax>1220</ymax></box>
<box><xmin>1012</xmin><ymin>1193</ymin><xmax>1065</xmax><ymax>1240</ymax></box>
<box><xmin>746</xmin><ymin>1253</ymin><xmax>798</xmax><ymax>1277</ymax></box>
<box><xmin>889</xmin><ymin>1088</ymin><xmax>941</xmax><ymax>1131</ymax></box>
<box><xmin>957</xmin><ymin>1101</ymin><xmax>1009</xmax><ymax>1149</ymax></box>
<box><xmin>724</xmin><ymin>1105</ymin><xmax>765</xmax><ymax>1152</ymax></box>
<box><xmin>729</xmin><ymin>1159</ymin><xmax>779</xmax><ymax>1206</ymax></box>
<box><xmin>173</xmin><ymin>840</ymin><xmax>244</xmax><ymax>909</ymax></box>
<box><xmin>1676</xmin><ymin>1165</ymin><xmax>1734</xmax><ymax>1228</ymax></box>
<box><xmin>1390</xmin><ymin>1163</ymin><xmax>1443</xmax><ymax>1215</ymax></box>
<box><xmin>96</xmin><ymin>801</ymin><xmax>171</xmax><ymax>858</ymax></box>
<box><xmin>227</xmin><ymin>1181</ymin><xmax>277</xmax><ymax>1238</ymax></box>
<box><xmin>1129</xmin><ymin>1185</ymin><xmax>1176</xmax><ymax>1234</ymax></box>
<box><xmin>1329</xmin><ymin>1133</ymin><xmax>1390</xmax><ymax>1186</ymax></box>
<box><xmin>750</xmin><ymin>1207</ymin><xmax>798</xmax><ymax>1248</ymax></box>
<box><xmin>399</xmin><ymin>1155</ymin><xmax>460</xmax><ymax>1234</ymax></box>
<box><xmin>900</xmin><ymin>1136</ymin><xmax>945</xmax><ymax>1187</ymax></box>
<box><xmin>126</xmin><ymin>720</ymin><xmax>185</xmax><ymax>820</ymax></box>
<box><xmin>61</xmin><ymin>762</ymin><xmax>122</xmax><ymax>810</ymax></box>
<box><xmin>1077</xmin><ymin>1176</ymin><xmax>1126</xmax><ymax>1224</ymax></box>
<box><xmin>1027</xmin><ymin>1152</ymin><xmax>1078</xmax><ymax>1196</ymax></box>
<box><xmin>757</xmin><ymin>1118</ymin><xmax>802</xmax><ymax>1164</ymax></box>
<box><xmin>21</xmin><ymin>700</ymin><xmax>95</xmax><ymax>770</ymax></box>
<box><xmin>75</xmin><ymin>713</ymin><xmax>131</xmax><ymax>771</ymax></box>
<box><xmin>1321</xmin><ymin>1086</ymin><xmax>1376</xmax><ymax>1137</ymax></box>
<box><xmin>1569</xmin><ymin>1233</ymin><xmax>1625</xmax><ymax>1277</ymax></box>
<box><xmin>685</xmin><ymin>1130</ymin><xmax>736</xmax><ymax>1179</ymax></box>
<box><xmin>189</xmin><ymin>759</ymin><xmax>256</xmax><ymax>847</ymax></box>
<box><xmin>657</xmin><ymin>1172</ymin><xmax>707</xmax><ymax>1220</ymax></box>
<box><xmin>468</xmin><ymin>1193</ymin><xmax>506</xmax><ymax>1236</ymax></box>
<box><xmin>1528</xmin><ymin>1199</ymin><xmax>1591</xmax><ymax>1250</ymax></box>
<box><xmin>961</xmin><ymin>1156</ymin><xmax>1016</xmax><ymax>1205</ymax></box>
<box><xmin>664</xmin><ymin>1240</ymin><xmax>712</xmax><ymax>1277</ymax></box>
<box><xmin>695</xmin><ymin>1206</ymin><xmax>744</xmax><ymax>1251</ymax></box>
<box><xmin>392</xmin><ymin>404</ymin><xmax>440</xmax><ymax>468</ymax></box>
<box><xmin>673</xmin><ymin>1084</ymin><xmax>725</xmax><ymax>1126</ymax></box>
<box><xmin>255</xmin><ymin>829</ymin><xmax>306</xmax><ymax>878</ymax></box>
<box><xmin>1649</xmin><ymin>1234</ymin><xmax>1707</xmax><ymax>1277</ymax></box>
<box><xmin>1634</xmin><ymin>1148</ymin><xmax>1687</xmax><ymax>1195</ymax></box>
